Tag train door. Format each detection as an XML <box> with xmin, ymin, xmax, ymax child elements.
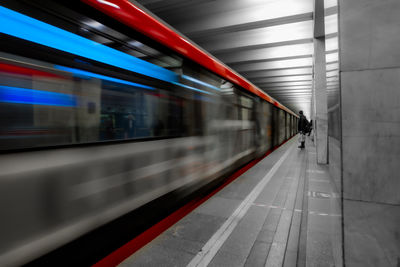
<box><xmin>272</xmin><ymin>106</ymin><xmax>279</xmax><ymax>147</ymax></box>
<box><xmin>264</xmin><ymin>102</ymin><xmax>273</xmax><ymax>152</ymax></box>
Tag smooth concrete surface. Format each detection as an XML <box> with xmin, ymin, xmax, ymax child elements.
<box><xmin>340</xmin><ymin>0</ymin><xmax>400</xmax><ymax>204</ymax></box>
<box><xmin>120</xmin><ymin>138</ymin><xmax>342</xmax><ymax>266</ymax></box>
<box><xmin>328</xmin><ymin>137</ymin><xmax>341</xmax><ymax>193</ymax></box>
<box><xmin>341</xmin><ymin>69</ymin><xmax>400</xmax><ymax>204</ymax></box>
<box><xmin>339</xmin><ymin>0</ymin><xmax>400</xmax><ymax>71</ymax></box>
<box><xmin>339</xmin><ymin>0</ymin><xmax>400</xmax><ymax>266</ymax></box>
<box><xmin>313</xmin><ymin>37</ymin><xmax>329</xmax><ymax>164</ymax></box>
<box><xmin>344</xmin><ymin>200</ymin><xmax>400</xmax><ymax>267</ymax></box>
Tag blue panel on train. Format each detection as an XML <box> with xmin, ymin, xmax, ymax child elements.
<box><xmin>54</xmin><ymin>65</ymin><xmax>156</xmax><ymax>90</ymax></box>
<box><xmin>0</xmin><ymin>6</ymin><xmax>178</xmax><ymax>84</ymax></box>
<box><xmin>0</xmin><ymin>85</ymin><xmax>77</xmax><ymax>107</ymax></box>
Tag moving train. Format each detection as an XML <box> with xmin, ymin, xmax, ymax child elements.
<box><xmin>0</xmin><ymin>0</ymin><xmax>298</xmax><ymax>265</ymax></box>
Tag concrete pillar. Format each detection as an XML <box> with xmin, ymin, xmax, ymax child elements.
<box><xmin>313</xmin><ymin>38</ymin><xmax>328</xmax><ymax>164</ymax></box>
<box><xmin>313</xmin><ymin>0</ymin><xmax>328</xmax><ymax>164</ymax></box>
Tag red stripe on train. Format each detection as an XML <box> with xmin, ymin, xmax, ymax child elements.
<box><xmin>80</xmin><ymin>0</ymin><xmax>296</xmax><ymax>117</ymax></box>
<box><xmin>0</xmin><ymin>63</ymin><xmax>63</xmax><ymax>78</ymax></box>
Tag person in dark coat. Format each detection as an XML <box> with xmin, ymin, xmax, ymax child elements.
<box><xmin>298</xmin><ymin>110</ymin><xmax>309</xmax><ymax>148</ymax></box>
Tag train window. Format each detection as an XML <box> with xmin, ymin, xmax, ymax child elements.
<box><xmin>0</xmin><ymin>52</ymin><xmax>188</xmax><ymax>150</ymax></box>
<box><xmin>0</xmin><ymin>1</ymin><xmax>248</xmax><ymax>151</ymax></box>
<box><xmin>237</xmin><ymin>95</ymin><xmax>253</xmax><ymax>121</ymax></box>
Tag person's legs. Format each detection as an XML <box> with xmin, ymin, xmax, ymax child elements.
<box><xmin>298</xmin><ymin>132</ymin><xmax>306</xmax><ymax>148</ymax></box>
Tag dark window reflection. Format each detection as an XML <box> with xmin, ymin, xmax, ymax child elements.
<box><xmin>0</xmin><ymin>61</ymin><xmax>187</xmax><ymax>150</ymax></box>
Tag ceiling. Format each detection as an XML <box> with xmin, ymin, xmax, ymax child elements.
<box><xmin>134</xmin><ymin>0</ymin><xmax>323</xmax><ymax>115</ymax></box>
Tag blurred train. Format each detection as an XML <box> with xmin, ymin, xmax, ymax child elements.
<box><xmin>0</xmin><ymin>0</ymin><xmax>298</xmax><ymax>265</ymax></box>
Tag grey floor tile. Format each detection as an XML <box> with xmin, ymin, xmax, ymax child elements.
<box><xmin>237</xmin><ymin>205</ymin><xmax>269</xmax><ymax>229</ymax></box>
<box><xmin>308</xmin><ymin>198</ymin><xmax>331</xmax><ymax>214</ymax></box>
<box><xmin>208</xmin><ymin>249</ymin><xmax>246</xmax><ymax>267</ymax></box>
<box><xmin>120</xmin><ymin>243</ymin><xmax>194</xmax><ymax>267</ymax></box>
<box><xmin>217</xmin><ymin>224</ymin><xmax>260</xmax><ymax>261</ymax></box>
<box><xmin>121</xmin><ymin>140</ymin><xmax>347</xmax><ymax>267</ymax></box>
<box><xmin>245</xmin><ymin>241</ymin><xmax>270</xmax><ymax>267</ymax></box>
<box><xmin>194</xmin><ymin>196</ymin><xmax>241</xmax><ymax>219</ymax></box>
<box><xmin>262</xmin><ymin>208</ymin><xmax>282</xmax><ymax>232</ymax></box>
<box><xmin>153</xmin><ymin>233</ymin><xmax>203</xmax><ymax>256</ymax></box>
<box><xmin>283</xmin><ymin>249</ymin><xmax>298</xmax><ymax>267</ymax></box>
<box><xmin>164</xmin><ymin>212</ymin><xmax>226</xmax><ymax>244</ymax></box>
<box><xmin>256</xmin><ymin>229</ymin><xmax>276</xmax><ymax>244</ymax></box>
<box><xmin>306</xmin><ymin>230</ymin><xmax>335</xmax><ymax>267</ymax></box>
<box><xmin>265</xmin><ymin>242</ymin><xmax>287</xmax><ymax>267</ymax></box>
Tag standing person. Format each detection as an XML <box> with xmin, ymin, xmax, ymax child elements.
<box><xmin>307</xmin><ymin>120</ymin><xmax>313</xmax><ymax>136</ymax></box>
<box><xmin>105</xmin><ymin>114</ymin><xmax>115</xmax><ymax>140</ymax></box>
<box><xmin>124</xmin><ymin>112</ymin><xmax>136</xmax><ymax>139</ymax></box>
<box><xmin>298</xmin><ymin>110</ymin><xmax>309</xmax><ymax>149</ymax></box>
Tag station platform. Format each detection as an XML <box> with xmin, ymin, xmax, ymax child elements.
<box><xmin>118</xmin><ymin>137</ymin><xmax>343</xmax><ymax>267</ymax></box>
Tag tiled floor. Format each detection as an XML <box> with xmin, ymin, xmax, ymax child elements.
<box><xmin>120</xmin><ymin>137</ymin><xmax>343</xmax><ymax>266</ymax></box>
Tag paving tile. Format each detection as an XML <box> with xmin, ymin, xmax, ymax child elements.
<box><xmin>308</xmin><ymin>198</ymin><xmax>331</xmax><ymax>214</ymax></box>
<box><xmin>256</xmin><ymin>229</ymin><xmax>276</xmax><ymax>244</ymax></box>
<box><xmin>194</xmin><ymin>196</ymin><xmax>241</xmax><ymax>219</ymax></box>
<box><xmin>120</xmin><ymin>243</ymin><xmax>194</xmax><ymax>267</ymax></box>
<box><xmin>208</xmin><ymin>249</ymin><xmax>245</xmax><ymax>267</ymax></box>
<box><xmin>164</xmin><ymin>212</ymin><xmax>226</xmax><ymax>244</ymax></box>
<box><xmin>283</xmin><ymin>249</ymin><xmax>298</xmax><ymax>267</ymax></box>
<box><xmin>261</xmin><ymin>208</ymin><xmax>282</xmax><ymax>232</ymax></box>
<box><xmin>255</xmin><ymin>172</ymin><xmax>287</xmax><ymax>204</ymax></box>
<box><xmin>305</xmin><ymin>146</ymin><xmax>339</xmax><ymax>267</ymax></box>
<box><xmin>306</xmin><ymin>230</ymin><xmax>334</xmax><ymax>267</ymax></box>
<box><xmin>216</xmin><ymin>225</ymin><xmax>260</xmax><ymax>262</ymax></box>
<box><xmin>152</xmin><ymin>233</ymin><xmax>203</xmax><ymax>256</ymax></box>
<box><xmin>244</xmin><ymin>241</ymin><xmax>270</xmax><ymax>267</ymax></box>
<box><xmin>122</xmin><ymin>140</ymin><xmax>346</xmax><ymax>267</ymax></box>
<box><xmin>265</xmin><ymin>242</ymin><xmax>287</xmax><ymax>267</ymax></box>
<box><xmin>237</xmin><ymin>205</ymin><xmax>269</xmax><ymax>229</ymax></box>
<box><xmin>273</xmin><ymin>210</ymin><xmax>293</xmax><ymax>243</ymax></box>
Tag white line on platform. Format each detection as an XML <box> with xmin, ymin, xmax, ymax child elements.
<box><xmin>187</xmin><ymin>145</ymin><xmax>293</xmax><ymax>267</ymax></box>
<box><xmin>309</xmin><ymin>179</ymin><xmax>330</xmax><ymax>183</ymax></box>
<box><xmin>306</xmin><ymin>169</ymin><xmax>325</xmax><ymax>174</ymax></box>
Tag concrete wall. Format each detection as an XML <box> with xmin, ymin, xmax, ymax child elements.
<box><xmin>339</xmin><ymin>0</ymin><xmax>400</xmax><ymax>266</ymax></box>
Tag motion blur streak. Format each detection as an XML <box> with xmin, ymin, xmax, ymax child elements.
<box><xmin>54</xmin><ymin>65</ymin><xmax>156</xmax><ymax>90</ymax></box>
<box><xmin>0</xmin><ymin>63</ymin><xmax>62</xmax><ymax>78</ymax></box>
<box><xmin>182</xmin><ymin>75</ymin><xmax>221</xmax><ymax>91</ymax></box>
<box><xmin>0</xmin><ymin>6</ymin><xmax>178</xmax><ymax>83</ymax></box>
<box><xmin>172</xmin><ymin>82</ymin><xmax>214</xmax><ymax>95</ymax></box>
<box><xmin>0</xmin><ymin>2</ymin><xmax>298</xmax><ymax>266</ymax></box>
<box><xmin>97</xmin><ymin>0</ymin><xmax>121</xmax><ymax>9</ymax></box>
<box><xmin>0</xmin><ymin>85</ymin><xmax>77</xmax><ymax>107</ymax></box>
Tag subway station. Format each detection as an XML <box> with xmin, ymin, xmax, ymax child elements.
<box><xmin>0</xmin><ymin>0</ymin><xmax>399</xmax><ymax>266</ymax></box>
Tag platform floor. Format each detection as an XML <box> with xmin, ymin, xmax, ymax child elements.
<box><xmin>120</xmin><ymin>137</ymin><xmax>343</xmax><ymax>267</ymax></box>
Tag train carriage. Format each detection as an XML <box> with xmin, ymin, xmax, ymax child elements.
<box><xmin>0</xmin><ymin>1</ymin><xmax>297</xmax><ymax>265</ymax></box>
